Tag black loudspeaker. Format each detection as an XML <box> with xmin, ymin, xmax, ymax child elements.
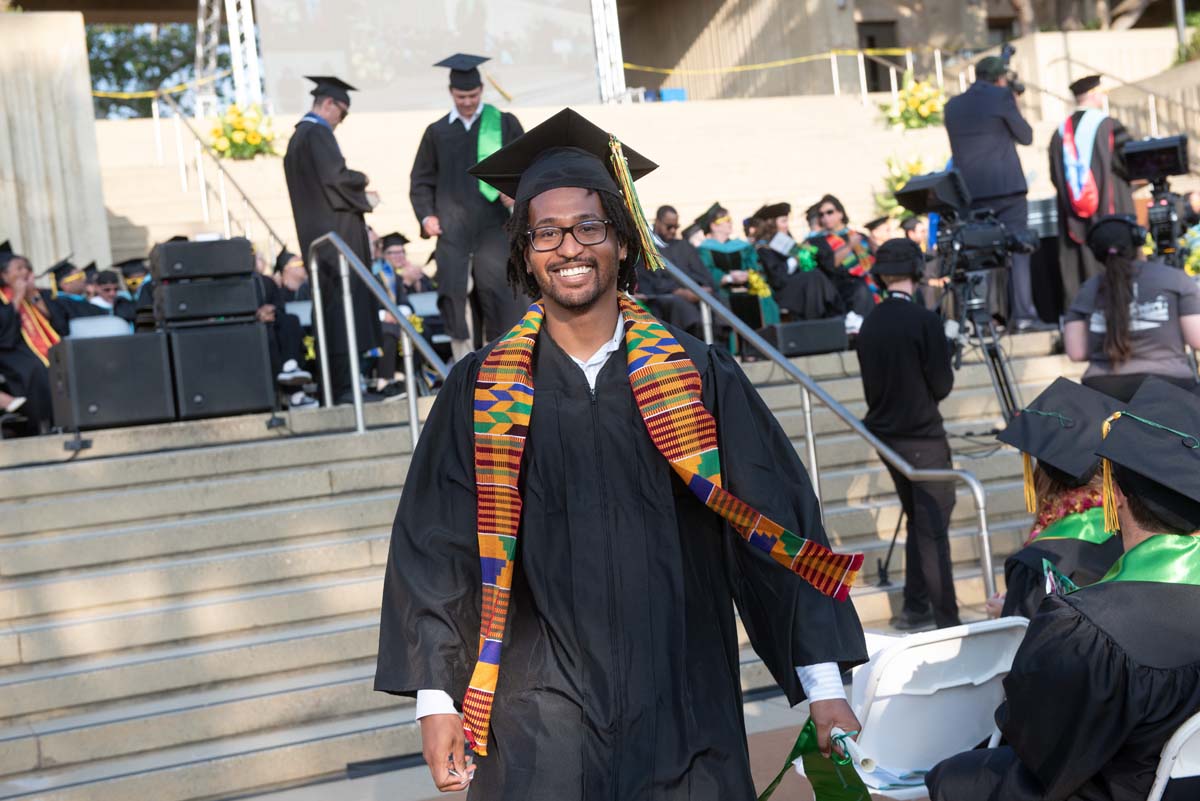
<box><xmin>49</xmin><ymin>334</ymin><xmax>175</xmax><ymax>430</ymax></box>
<box><xmin>169</xmin><ymin>324</ymin><xmax>274</xmax><ymax>419</ymax></box>
<box><xmin>154</xmin><ymin>276</ymin><xmax>259</xmax><ymax>322</ymax></box>
<box><xmin>151</xmin><ymin>237</ymin><xmax>254</xmax><ymax>281</ymax></box>
<box><xmin>757</xmin><ymin>317</ymin><xmax>849</xmax><ymax>357</ymax></box>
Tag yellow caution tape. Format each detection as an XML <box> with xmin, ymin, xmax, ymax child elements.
<box><xmin>624</xmin><ymin>47</ymin><xmax>928</xmax><ymax>76</ymax></box>
<box><xmin>92</xmin><ymin>69</ymin><xmax>232</xmax><ymax>100</ymax></box>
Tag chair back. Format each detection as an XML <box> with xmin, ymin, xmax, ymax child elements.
<box><xmin>285</xmin><ymin>301</ymin><xmax>312</xmax><ymax>327</ymax></box>
<box><xmin>1147</xmin><ymin>709</ymin><xmax>1200</xmax><ymax>801</ymax></box>
<box><xmin>68</xmin><ymin>315</ymin><xmax>132</xmax><ymax>339</ymax></box>
<box><xmin>405</xmin><ymin>291</ymin><xmax>439</xmax><ymax>319</ymax></box>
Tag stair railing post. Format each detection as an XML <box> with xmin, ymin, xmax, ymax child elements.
<box><xmin>218</xmin><ymin>170</ymin><xmax>231</xmax><ymax>238</ymax></box>
<box><xmin>934</xmin><ymin>48</ymin><xmax>944</xmax><ymax>89</ymax></box>
<box><xmin>309</xmin><ymin>251</ymin><xmax>333</xmax><ymax>408</ymax></box>
<box><xmin>699</xmin><ymin>302</ymin><xmax>714</xmax><ymax>345</ymax></box>
<box><xmin>857</xmin><ymin>50</ymin><xmax>868</xmax><ymax>105</ymax></box>
<box><xmin>339</xmin><ymin>252</ymin><xmax>366</xmax><ymax>434</ymax></box>
<box><xmin>801</xmin><ymin>386</ymin><xmax>823</xmax><ymax>525</ymax></box>
<box><xmin>889</xmin><ymin>65</ymin><xmax>899</xmax><ymax>109</ymax></box>
<box><xmin>1149</xmin><ymin>94</ymin><xmax>1160</xmax><ymax>137</ymax></box>
<box><xmin>194</xmin><ymin>140</ymin><xmax>210</xmax><ymax>223</ymax></box>
<box><xmin>830</xmin><ymin>52</ymin><xmax>840</xmax><ymax>96</ymax></box>
<box><xmin>173</xmin><ymin>110</ymin><xmax>188</xmax><ymax>191</ymax></box>
<box><xmin>904</xmin><ymin>49</ymin><xmax>914</xmax><ymax>74</ymax></box>
<box><xmin>151</xmin><ymin>96</ymin><xmax>164</xmax><ymax>164</ymax></box>
<box><xmin>401</xmin><ymin>330</ymin><xmax>421</xmax><ymax>447</ymax></box>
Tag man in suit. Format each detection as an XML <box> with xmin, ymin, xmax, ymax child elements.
<box><xmin>944</xmin><ymin>57</ymin><xmax>1044</xmax><ymax>330</ymax></box>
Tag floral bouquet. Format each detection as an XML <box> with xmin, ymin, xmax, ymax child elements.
<box><xmin>875</xmin><ymin>153</ymin><xmax>942</xmax><ymax>219</ymax></box>
<box><xmin>210</xmin><ymin>104</ymin><xmax>277</xmax><ymax>160</ymax></box>
<box><xmin>881</xmin><ymin>71</ymin><xmax>946</xmax><ymax>130</ymax></box>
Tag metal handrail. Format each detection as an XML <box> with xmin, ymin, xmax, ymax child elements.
<box><xmin>657</xmin><ymin>257</ymin><xmax>997</xmax><ymax>597</ymax></box>
<box><xmin>157</xmin><ymin>93</ymin><xmax>290</xmax><ymax>258</ymax></box>
<box><xmin>307</xmin><ymin>231</ymin><xmax>450</xmax><ymax>444</ymax></box>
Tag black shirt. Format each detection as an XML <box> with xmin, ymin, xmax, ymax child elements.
<box><xmin>855</xmin><ymin>291</ymin><xmax>954</xmax><ymax>439</ymax></box>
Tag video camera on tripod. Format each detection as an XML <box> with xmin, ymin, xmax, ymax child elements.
<box><xmin>894</xmin><ymin>168</ymin><xmax>1038</xmax><ymax>421</ymax></box>
<box><xmin>1121</xmin><ymin>134</ymin><xmax>1189</xmax><ymax>267</ymax></box>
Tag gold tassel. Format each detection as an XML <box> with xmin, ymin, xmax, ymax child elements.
<box><xmin>608</xmin><ymin>135</ymin><xmax>665</xmax><ymax>272</ymax></box>
<box><xmin>1100</xmin><ymin>412</ymin><xmax>1123</xmax><ymax>532</ymax></box>
<box><xmin>1022</xmin><ymin>452</ymin><xmax>1037</xmax><ymax>514</ymax></box>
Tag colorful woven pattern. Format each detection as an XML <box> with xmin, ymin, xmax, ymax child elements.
<box><xmin>463</xmin><ymin>296</ymin><xmax>862</xmax><ymax>755</ymax></box>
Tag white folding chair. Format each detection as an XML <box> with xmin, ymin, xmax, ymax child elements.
<box><xmin>285</xmin><ymin>300</ymin><xmax>312</xmax><ymax>327</ymax></box>
<box><xmin>405</xmin><ymin>291</ymin><xmax>439</xmax><ymax>319</ymax></box>
<box><xmin>1147</xmin><ymin>709</ymin><xmax>1200</xmax><ymax>801</ymax></box>
<box><xmin>68</xmin><ymin>315</ymin><xmax>132</xmax><ymax>338</ymax></box>
<box><xmin>849</xmin><ymin>618</ymin><xmax>1030</xmax><ymax>800</ymax></box>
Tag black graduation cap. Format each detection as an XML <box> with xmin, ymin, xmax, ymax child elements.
<box><xmin>692</xmin><ymin>203</ymin><xmax>723</xmax><ymax>235</ymax></box>
<box><xmin>865</xmin><ymin>216</ymin><xmax>891</xmax><ymax>232</ymax></box>
<box><xmin>1097</xmin><ymin>377</ymin><xmax>1200</xmax><ymax>533</ymax></box>
<box><xmin>44</xmin><ymin>257</ymin><xmax>86</xmax><ymax>292</ymax></box>
<box><xmin>754</xmin><ymin>202</ymin><xmax>791</xmax><ymax>221</ymax></box>
<box><xmin>274</xmin><ymin>248</ymin><xmax>302</xmax><ymax>273</ymax></box>
<box><xmin>680</xmin><ymin>223</ymin><xmax>702</xmax><ymax>241</ymax></box>
<box><xmin>871</xmin><ymin>238</ymin><xmax>924</xmax><ymax>277</ymax></box>
<box><xmin>0</xmin><ymin>240</ymin><xmax>13</xmax><ymax>269</ymax></box>
<box><xmin>380</xmin><ymin>232</ymin><xmax>410</xmax><ymax>250</ymax></box>
<box><xmin>0</xmin><ymin>240</ymin><xmax>10</xmax><ymax>255</ymax></box>
<box><xmin>115</xmin><ymin>257</ymin><xmax>148</xmax><ymax>277</ymax></box>
<box><xmin>1069</xmin><ymin>74</ymin><xmax>1102</xmax><ymax>97</ymax></box>
<box><xmin>999</xmin><ymin>378</ymin><xmax>1123</xmax><ymax>511</ymax></box>
<box><xmin>435</xmin><ymin>53</ymin><xmax>488</xmax><ymax>91</ymax></box>
<box><xmin>82</xmin><ymin>262</ymin><xmax>98</xmax><ymax>282</ymax></box>
<box><xmin>305</xmin><ymin>75</ymin><xmax>357</xmax><ymax>107</ymax></box>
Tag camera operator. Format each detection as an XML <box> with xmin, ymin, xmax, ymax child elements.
<box><xmin>1050</xmin><ymin>75</ymin><xmax>1134</xmax><ymax>306</ymax></box>
<box><xmin>944</xmin><ymin>56</ymin><xmax>1043</xmax><ymax>331</ymax></box>
<box><xmin>856</xmin><ymin>239</ymin><xmax>961</xmax><ymax>631</ymax></box>
<box><xmin>1064</xmin><ymin>216</ymin><xmax>1200</xmax><ymax>402</ymax></box>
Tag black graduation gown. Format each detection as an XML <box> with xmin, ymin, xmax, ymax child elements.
<box><xmin>375</xmin><ymin>323</ymin><xmax>867</xmax><ymax>800</ymax></box>
<box><xmin>637</xmin><ymin>239</ymin><xmax>721</xmax><ymax>337</ymax></box>
<box><xmin>0</xmin><ymin>303</ymin><xmax>53</xmax><ymax>433</ymax></box>
<box><xmin>1049</xmin><ymin>112</ymin><xmax>1134</xmax><ymax>309</ymax></box>
<box><xmin>409</xmin><ymin>111</ymin><xmax>525</xmax><ymax>343</ymax></box>
<box><xmin>928</xmin><ymin>582</ymin><xmax>1200</xmax><ymax>801</ymax></box>
<box><xmin>756</xmin><ymin>247</ymin><xmax>844</xmax><ymax>320</ymax></box>
<box><xmin>283</xmin><ymin>118</ymin><xmax>381</xmax><ymax>360</ymax></box>
<box><xmin>1000</xmin><ymin>534</ymin><xmax>1124</xmax><ymax>619</ymax></box>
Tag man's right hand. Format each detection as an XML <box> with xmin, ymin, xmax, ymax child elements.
<box><xmin>423</xmin><ymin>216</ymin><xmax>443</xmax><ymax>237</ymax></box>
<box><xmin>420</xmin><ymin>713</ymin><xmax>473</xmax><ymax>792</ymax></box>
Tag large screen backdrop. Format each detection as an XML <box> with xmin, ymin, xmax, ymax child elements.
<box><xmin>256</xmin><ymin>0</ymin><xmax>602</xmax><ymax>114</ymax></box>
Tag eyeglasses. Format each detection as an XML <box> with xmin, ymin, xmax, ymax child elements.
<box><xmin>819</xmin><ymin>208</ymin><xmax>839</xmax><ymax>217</ymax></box>
<box><xmin>334</xmin><ymin>102</ymin><xmax>349</xmax><ymax>120</ymax></box>
<box><xmin>527</xmin><ymin>219</ymin><xmax>611</xmax><ymax>252</ymax></box>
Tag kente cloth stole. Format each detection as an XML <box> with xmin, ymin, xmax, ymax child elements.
<box><xmin>0</xmin><ymin>288</ymin><xmax>60</xmax><ymax>366</ymax></box>
<box><xmin>476</xmin><ymin>104</ymin><xmax>503</xmax><ymax>202</ymax></box>
<box><xmin>464</xmin><ymin>294</ymin><xmax>864</xmax><ymax>755</ymax></box>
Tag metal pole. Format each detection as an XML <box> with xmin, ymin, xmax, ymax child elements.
<box><xmin>934</xmin><ymin>48</ymin><xmax>944</xmax><ymax>89</ymax></box>
<box><xmin>856</xmin><ymin>50</ymin><xmax>868</xmax><ymax>105</ymax></box>
<box><xmin>1149</xmin><ymin>94</ymin><xmax>1160</xmax><ymax>137</ymax></box>
<box><xmin>339</xmin><ymin>253</ymin><xmax>366</xmax><ymax>434</ymax></box>
<box><xmin>173</xmin><ymin>112</ymin><xmax>188</xmax><ymax>191</ymax></box>
<box><xmin>194</xmin><ymin>140</ymin><xmax>210</xmax><ymax>223</ymax></box>
<box><xmin>958</xmin><ymin>72</ymin><xmax>967</xmax><ymax>93</ymax></box>
<box><xmin>969</xmin><ymin>476</ymin><xmax>997</xmax><ymax>597</ymax></box>
<box><xmin>904</xmin><ymin>49</ymin><xmax>914</xmax><ymax>74</ymax></box>
<box><xmin>830</xmin><ymin>52</ymin><xmax>840</xmax><ymax>96</ymax></box>
<box><xmin>151</xmin><ymin>97</ymin><xmax>164</xmax><ymax>164</ymax></box>
<box><xmin>401</xmin><ymin>331</ymin><xmax>421</xmax><ymax>447</ymax></box>
<box><xmin>218</xmin><ymin>170</ymin><xmax>231</xmax><ymax>238</ymax></box>
<box><xmin>309</xmin><ymin>252</ymin><xmax>333</xmax><ymax>409</ymax></box>
<box><xmin>243</xmin><ymin>197</ymin><xmax>254</xmax><ymax>242</ymax></box>
<box><xmin>699</xmin><ymin>301</ymin><xmax>714</xmax><ymax>345</ymax></box>
<box><xmin>801</xmin><ymin>386</ymin><xmax>823</xmax><ymax>524</ymax></box>
<box><xmin>889</xmin><ymin>65</ymin><xmax>899</xmax><ymax>109</ymax></box>
<box><xmin>967</xmin><ymin>63</ymin><xmax>976</xmax><ymax>84</ymax></box>
<box><xmin>1175</xmin><ymin>0</ymin><xmax>1188</xmax><ymax>54</ymax></box>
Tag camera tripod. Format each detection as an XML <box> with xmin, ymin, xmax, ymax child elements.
<box><xmin>948</xmin><ymin>271</ymin><xmax>1023</xmax><ymax>423</ymax></box>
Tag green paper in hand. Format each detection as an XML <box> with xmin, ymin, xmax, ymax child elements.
<box><xmin>758</xmin><ymin>717</ymin><xmax>871</xmax><ymax>801</ymax></box>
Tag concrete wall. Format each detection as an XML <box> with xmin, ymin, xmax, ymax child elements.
<box><xmin>0</xmin><ymin>12</ymin><xmax>111</xmax><ymax>271</ymax></box>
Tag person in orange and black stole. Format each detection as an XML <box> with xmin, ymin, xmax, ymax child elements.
<box><xmin>856</xmin><ymin>239</ymin><xmax>959</xmax><ymax>631</ymax></box>
<box><xmin>0</xmin><ymin>250</ymin><xmax>56</xmax><ymax>434</ymax></box>
<box><xmin>805</xmin><ymin>194</ymin><xmax>879</xmax><ymax>317</ymax></box>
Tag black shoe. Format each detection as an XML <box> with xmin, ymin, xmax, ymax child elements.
<box><xmin>890</xmin><ymin>609</ymin><xmax>936</xmax><ymax>631</ymax></box>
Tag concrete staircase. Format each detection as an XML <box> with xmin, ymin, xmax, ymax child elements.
<box><xmin>0</xmin><ymin>330</ymin><xmax>1077</xmax><ymax>801</ymax></box>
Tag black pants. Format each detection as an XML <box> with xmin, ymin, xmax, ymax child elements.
<box><xmin>972</xmin><ymin>193</ymin><xmax>1036</xmax><ymax>322</ymax></box>
<box><xmin>880</xmin><ymin>435</ymin><xmax>960</xmax><ymax>628</ymax></box>
<box><xmin>265</xmin><ymin>312</ymin><xmax>305</xmax><ymax>378</ymax></box>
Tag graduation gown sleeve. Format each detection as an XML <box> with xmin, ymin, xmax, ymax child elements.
<box><xmin>409</xmin><ymin>124</ymin><xmax>439</xmax><ymax>224</ymax></box>
<box><xmin>703</xmin><ymin>344</ymin><xmax>867</xmax><ymax>703</ymax></box>
<box><xmin>374</xmin><ymin>354</ymin><xmax>484</xmax><ymax>702</ymax></box>
<box><xmin>308</xmin><ymin>126</ymin><xmax>371</xmax><ymax>215</ymax></box>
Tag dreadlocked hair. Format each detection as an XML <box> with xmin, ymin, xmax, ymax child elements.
<box><xmin>505</xmin><ymin>188</ymin><xmax>644</xmax><ymax>300</ymax></box>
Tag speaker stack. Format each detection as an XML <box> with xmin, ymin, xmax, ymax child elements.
<box><xmin>151</xmin><ymin>237</ymin><xmax>274</xmax><ymax>419</ymax></box>
<box><xmin>50</xmin><ymin>334</ymin><xmax>175</xmax><ymax>431</ymax></box>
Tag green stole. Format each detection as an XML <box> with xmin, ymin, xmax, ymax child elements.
<box><xmin>476</xmin><ymin>104</ymin><xmax>502</xmax><ymax>202</ymax></box>
<box><xmin>1031</xmin><ymin>507</ymin><xmax>1113</xmax><ymax>546</ymax></box>
<box><xmin>1096</xmin><ymin>534</ymin><xmax>1200</xmax><ymax>587</ymax></box>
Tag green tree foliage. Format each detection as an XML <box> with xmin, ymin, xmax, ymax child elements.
<box><xmin>88</xmin><ymin>24</ymin><xmax>230</xmax><ymax>119</ymax></box>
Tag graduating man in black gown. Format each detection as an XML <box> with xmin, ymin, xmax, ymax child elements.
<box><xmin>928</xmin><ymin>377</ymin><xmax>1200</xmax><ymax>801</ymax></box>
<box><xmin>993</xmin><ymin>378</ymin><xmax>1123</xmax><ymax>619</ymax></box>
<box><xmin>1050</xmin><ymin>75</ymin><xmax>1134</xmax><ymax>307</ymax></box>
<box><xmin>409</xmin><ymin>54</ymin><xmax>525</xmax><ymax>362</ymax></box>
<box><xmin>375</xmin><ymin>109</ymin><xmax>868</xmax><ymax>799</ymax></box>
<box><xmin>283</xmin><ymin>75</ymin><xmax>380</xmax><ymax>403</ymax></box>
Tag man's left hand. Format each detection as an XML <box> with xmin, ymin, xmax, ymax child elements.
<box><xmin>809</xmin><ymin>698</ymin><xmax>861</xmax><ymax>759</ymax></box>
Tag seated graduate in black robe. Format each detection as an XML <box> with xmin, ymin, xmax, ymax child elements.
<box><xmin>0</xmin><ymin>252</ymin><xmax>57</xmax><ymax>434</ymax></box>
<box><xmin>752</xmin><ymin>202</ymin><xmax>843</xmax><ymax>321</ymax></box>
<box><xmin>636</xmin><ymin>205</ymin><xmax>724</xmax><ymax>340</ymax></box>
<box><xmin>375</xmin><ymin>109</ymin><xmax>868</xmax><ymax>800</ymax></box>
<box><xmin>992</xmin><ymin>378</ymin><xmax>1125</xmax><ymax>619</ymax></box>
<box><xmin>928</xmin><ymin>377</ymin><xmax>1200</xmax><ymax>801</ymax></box>
<box><xmin>44</xmin><ymin>259</ymin><xmax>106</xmax><ymax>335</ymax></box>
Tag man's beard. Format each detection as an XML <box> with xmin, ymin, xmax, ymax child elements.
<box><xmin>536</xmin><ymin>256</ymin><xmax>611</xmax><ymax>311</ymax></box>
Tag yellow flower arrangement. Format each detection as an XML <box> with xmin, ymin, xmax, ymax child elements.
<box><xmin>882</xmin><ymin>70</ymin><xmax>947</xmax><ymax>130</ymax></box>
<box><xmin>408</xmin><ymin>313</ymin><xmax>425</xmax><ymax>334</ymax></box>
<box><xmin>746</xmin><ymin>270</ymin><xmax>772</xmax><ymax>299</ymax></box>
<box><xmin>875</xmin><ymin>153</ymin><xmax>944</xmax><ymax>218</ymax></box>
<box><xmin>209</xmin><ymin>104</ymin><xmax>277</xmax><ymax>160</ymax></box>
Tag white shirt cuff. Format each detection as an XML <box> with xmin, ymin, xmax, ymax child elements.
<box><xmin>795</xmin><ymin>662</ymin><xmax>847</xmax><ymax>702</ymax></box>
<box><xmin>415</xmin><ymin>689</ymin><xmax>458</xmax><ymax>719</ymax></box>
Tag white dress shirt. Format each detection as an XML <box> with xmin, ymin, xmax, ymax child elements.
<box><xmin>448</xmin><ymin>106</ymin><xmax>482</xmax><ymax>131</ymax></box>
<box><xmin>415</xmin><ymin>312</ymin><xmax>845</xmax><ymax>718</ymax></box>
